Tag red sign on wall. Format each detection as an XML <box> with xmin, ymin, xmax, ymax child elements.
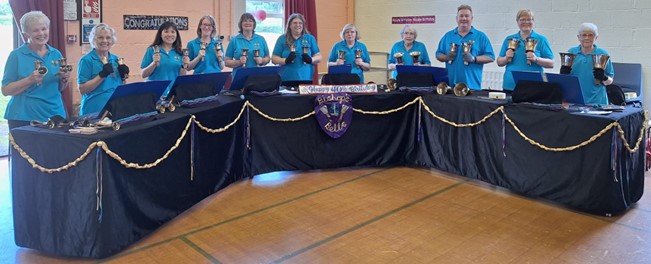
<box><xmin>392</xmin><ymin>16</ymin><xmax>436</xmax><ymax>24</ymax></box>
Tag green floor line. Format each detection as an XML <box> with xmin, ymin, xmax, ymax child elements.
<box><xmin>180</xmin><ymin>236</ymin><xmax>222</xmax><ymax>264</ymax></box>
<box><xmin>271</xmin><ymin>179</ymin><xmax>469</xmax><ymax>263</ymax></box>
<box><xmin>101</xmin><ymin>168</ymin><xmax>389</xmax><ymax>261</ymax></box>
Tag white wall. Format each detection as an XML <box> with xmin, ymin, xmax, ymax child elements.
<box><xmin>355</xmin><ymin>0</ymin><xmax>651</xmax><ymax>104</ymax></box>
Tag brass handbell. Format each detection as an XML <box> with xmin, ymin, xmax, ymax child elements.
<box><xmin>301</xmin><ymin>39</ymin><xmax>309</xmax><ymax>54</ymax></box>
<box><xmin>448</xmin><ymin>43</ymin><xmax>459</xmax><ymax>64</ymax></box>
<box><xmin>337</xmin><ymin>50</ymin><xmax>346</xmax><ymax>60</ymax></box>
<box><xmin>200</xmin><ymin>42</ymin><xmax>207</xmax><ymax>61</ymax></box>
<box><xmin>436</xmin><ymin>82</ymin><xmax>469</xmax><ymax>96</ymax></box>
<box><xmin>181</xmin><ymin>48</ymin><xmax>189</xmax><ymax>68</ymax></box>
<box><xmin>253</xmin><ymin>43</ymin><xmax>260</xmax><ymax>57</ymax></box>
<box><xmin>592</xmin><ymin>54</ymin><xmax>610</xmax><ymax>84</ymax></box>
<box><xmin>559</xmin><ymin>52</ymin><xmax>576</xmax><ymax>67</ymax></box>
<box><xmin>100</xmin><ymin>56</ymin><xmax>108</xmax><ymax>65</ymax></box>
<box><xmin>394</xmin><ymin>52</ymin><xmax>404</xmax><ymax>64</ymax></box>
<box><xmin>506</xmin><ymin>38</ymin><xmax>520</xmax><ymax>63</ymax></box>
<box><xmin>387</xmin><ymin>78</ymin><xmax>397</xmax><ymax>91</ymax></box>
<box><xmin>453</xmin><ymin>82</ymin><xmax>470</xmax><ymax>96</ymax></box>
<box><xmin>354</xmin><ymin>49</ymin><xmax>362</xmax><ymax>59</ymax></box>
<box><xmin>462</xmin><ymin>40</ymin><xmax>474</xmax><ymax>65</ymax></box>
<box><xmin>524</xmin><ymin>38</ymin><xmax>538</xmax><ymax>65</ymax></box>
<box><xmin>59</xmin><ymin>58</ymin><xmax>73</xmax><ymax>72</ymax></box>
<box><xmin>290</xmin><ymin>43</ymin><xmax>296</xmax><ymax>52</ymax></box>
<box><xmin>34</xmin><ymin>60</ymin><xmax>48</xmax><ymax>75</ymax></box>
<box><xmin>117</xmin><ymin>57</ymin><xmax>128</xmax><ymax>80</ymax></box>
<box><xmin>436</xmin><ymin>82</ymin><xmax>451</xmax><ymax>95</ymax></box>
<box><xmin>410</xmin><ymin>51</ymin><xmax>421</xmax><ymax>64</ymax></box>
<box><xmin>153</xmin><ymin>45</ymin><xmax>160</xmax><ymax>66</ymax></box>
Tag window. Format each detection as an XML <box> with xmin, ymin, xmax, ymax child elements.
<box><xmin>246</xmin><ymin>0</ymin><xmax>284</xmax><ymax>59</ymax></box>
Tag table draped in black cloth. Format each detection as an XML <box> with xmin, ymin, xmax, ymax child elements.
<box><xmin>9</xmin><ymin>91</ymin><xmax>646</xmax><ymax>258</ymax></box>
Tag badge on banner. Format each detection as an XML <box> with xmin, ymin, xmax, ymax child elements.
<box><xmin>314</xmin><ymin>93</ymin><xmax>352</xmax><ymax>139</ymax></box>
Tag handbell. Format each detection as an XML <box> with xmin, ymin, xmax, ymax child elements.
<box><xmin>117</xmin><ymin>57</ymin><xmax>128</xmax><ymax>80</ymax></box>
<box><xmin>524</xmin><ymin>38</ymin><xmax>538</xmax><ymax>65</ymax></box>
<box><xmin>337</xmin><ymin>50</ymin><xmax>346</xmax><ymax>60</ymax></box>
<box><xmin>592</xmin><ymin>54</ymin><xmax>610</xmax><ymax>69</ymax></box>
<box><xmin>409</xmin><ymin>51</ymin><xmax>421</xmax><ymax>64</ymax></box>
<box><xmin>182</xmin><ymin>49</ymin><xmax>189</xmax><ymax>69</ymax></box>
<box><xmin>301</xmin><ymin>39</ymin><xmax>309</xmax><ymax>54</ymax></box>
<box><xmin>290</xmin><ymin>43</ymin><xmax>296</xmax><ymax>52</ymax></box>
<box><xmin>436</xmin><ymin>82</ymin><xmax>451</xmax><ymax>95</ymax></box>
<box><xmin>34</xmin><ymin>60</ymin><xmax>48</xmax><ymax>75</ymax></box>
<box><xmin>394</xmin><ymin>52</ymin><xmax>404</xmax><ymax>64</ymax></box>
<box><xmin>241</xmin><ymin>48</ymin><xmax>249</xmax><ymax>57</ymax></box>
<box><xmin>387</xmin><ymin>78</ymin><xmax>397</xmax><ymax>91</ymax></box>
<box><xmin>100</xmin><ymin>56</ymin><xmax>108</xmax><ymax>65</ymax></box>
<box><xmin>33</xmin><ymin>60</ymin><xmax>47</xmax><ymax>86</ymax></box>
<box><xmin>448</xmin><ymin>43</ymin><xmax>459</xmax><ymax>64</ymax></box>
<box><xmin>200</xmin><ymin>43</ymin><xmax>207</xmax><ymax>61</ymax></box>
<box><xmin>462</xmin><ymin>40</ymin><xmax>474</xmax><ymax>65</ymax></box>
<box><xmin>354</xmin><ymin>49</ymin><xmax>362</xmax><ymax>59</ymax></box>
<box><xmin>453</xmin><ymin>82</ymin><xmax>470</xmax><ymax>96</ymax></box>
<box><xmin>506</xmin><ymin>38</ymin><xmax>520</xmax><ymax>63</ymax></box>
<box><xmin>592</xmin><ymin>54</ymin><xmax>610</xmax><ymax>84</ymax></box>
<box><xmin>559</xmin><ymin>52</ymin><xmax>576</xmax><ymax>67</ymax></box>
<box><xmin>253</xmin><ymin>43</ymin><xmax>260</xmax><ymax>57</ymax></box>
<box><xmin>59</xmin><ymin>58</ymin><xmax>73</xmax><ymax>72</ymax></box>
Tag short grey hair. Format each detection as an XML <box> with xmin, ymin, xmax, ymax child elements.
<box><xmin>20</xmin><ymin>11</ymin><xmax>50</xmax><ymax>33</ymax></box>
<box><xmin>400</xmin><ymin>25</ymin><xmax>417</xmax><ymax>39</ymax></box>
<box><xmin>578</xmin><ymin>22</ymin><xmax>598</xmax><ymax>36</ymax></box>
<box><xmin>89</xmin><ymin>23</ymin><xmax>117</xmax><ymax>49</ymax></box>
<box><xmin>340</xmin><ymin>24</ymin><xmax>360</xmax><ymax>40</ymax></box>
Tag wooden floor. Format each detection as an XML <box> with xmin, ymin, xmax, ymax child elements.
<box><xmin>2</xmin><ymin>160</ymin><xmax>650</xmax><ymax>263</ymax></box>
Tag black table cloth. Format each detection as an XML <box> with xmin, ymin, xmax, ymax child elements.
<box><xmin>10</xmin><ymin>92</ymin><xmax>645</xmax><ymax>258</ymax></box>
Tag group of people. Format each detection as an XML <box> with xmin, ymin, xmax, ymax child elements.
<box><xmin>387</xmin><ymin>5</ymin><xmax>613</xmax><ymax>106</ymax></box>
<box><xmin>2</xmin><ymin>6</ymin><xmax>615</xmax><ymax>129</ymax></box>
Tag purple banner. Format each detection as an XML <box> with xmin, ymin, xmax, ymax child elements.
<box><xmin>314</xmin><ymin>93</ymin><xmax>352</xmax><ymax>139</ymax></box>
<box><xmin>392</xmin><ymin>15</ymin><xmax>436</xmax><ymax>24</ymax></box>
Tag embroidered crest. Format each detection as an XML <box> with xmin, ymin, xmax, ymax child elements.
<box><xmin>314</xmin><ymin>93</ymin><xmax>352</xmax><ymax>139</ymax></box>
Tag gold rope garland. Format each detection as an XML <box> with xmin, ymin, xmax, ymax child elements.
<box><xmin>420</xmin><ymin>98</ymin><xmax>504</xmax><ymax>127</ymax></box>
<box><xmin>613</xmin><ymin>111</ymin><xmax>647</xmax><ymax>153</ymax></box>
<box><xmin>9</xmin><ymin>133</ymin><xmax>99</xmax><ymax>173</ymax></box>
<box><xmin>10</xmin><ymin>98</ymin><xmax>647</xmax><ymax>173</ymax></box>
<box><xmin>193</xmin><ymin>100</ymin><xmax>248</xmax><ymax>133</ymax></box>
<box><xmin>99</xmin><ymin>116</ymin><xmax>193</xmax><ymax>169</ymax></box>
<box><xmin>245</xmin><ymin>101</ymin><xmax>314</xmax><ymax>121</ymax></box>
<box><xmin>352</xmin><ymin>97</ymin><xmax>421</xmax><ymax>115</ymax></box>
<box><xmin>503</xmin><ymin>112</ymin><xmax>616</xmax><ymax>152</ymax></box>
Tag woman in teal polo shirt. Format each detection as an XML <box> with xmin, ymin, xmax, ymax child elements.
<box><xmin>271</xmin><ymin>13</ymin><xmax>322</xmax><ymax>85</ymax></box>
<box><xmin>186</xmin><ymin>15</ymin><xmax>224</xmax><ymax>74</ymax></box>
<box><xmin>327</xmin><ymin>24</ymin><xmax>371</xmax><ymax>83</ymax></box>
<box><xmin>225</xmin><ymin>13</ymin><xmax>271</xmax><ymax>76</ymax></box>
<box><xmin>78</xmin><ymin>23</ymin><xmax>128</xmax><ymax>115</ymax></box>
<box><xmin>2</xmin><ymin>11</ymin><xmax>68</xmax><ymax>129</ymax></box>
<box><xmin>141</xmin><ymin>22</ymin><xmax>187</xmax><ymax>95</ymax></box>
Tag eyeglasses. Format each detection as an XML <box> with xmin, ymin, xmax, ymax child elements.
<box><xmin>518</xmin><ymin>18</ymin><xmax>533</xmax><ymax>23</ymax></box>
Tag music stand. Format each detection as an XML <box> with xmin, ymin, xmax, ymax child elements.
<box><xmin>511</xmin><ymin>70</ymin><xmax>545</xmax><ymax>84</ymax></box>
<box><xmin>230</xmin><ymin>66</ymin><xmax>283</xmax><ymax>91</ymax></box>
<box><xmin>98</xmin><ymin>80</ymin><xmax>170</xmax><ymax>120</ymax></box>
<box><xmin>167</xmin><ymin>72</ymin><xmax>231</xmax><ymax>102</ymax></box>
<box><xmin>396</xmin><ymin>65</ymin><xmax>448</xmax><ymax>87</ymax></box>
<box><xmin>328</xmin><ymin>64</ymin><xmax>352</xmax><ymax>74</ymax></box>
<box><xmin>545</xmin><ymin>73</ymin><xmax>586</xmax><ymax>105</ymax></box>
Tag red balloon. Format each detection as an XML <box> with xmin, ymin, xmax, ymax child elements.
<box><xmin>254</xmin><ymin>10</ymin><xmax>267</xmax><ymax>22</ymax></box>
